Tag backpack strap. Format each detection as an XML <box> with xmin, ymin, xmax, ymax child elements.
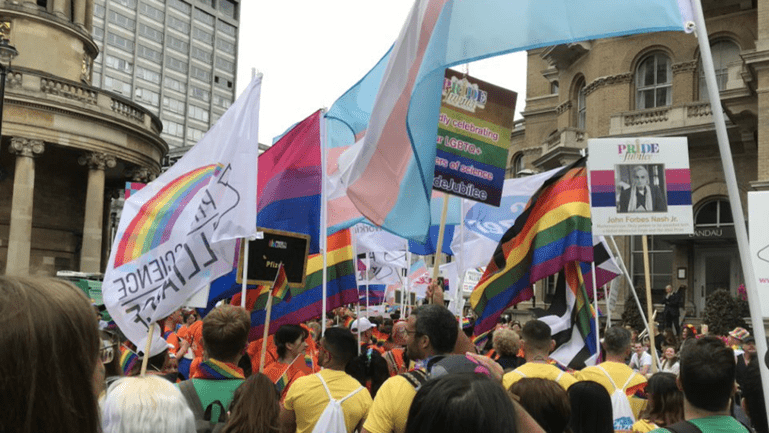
<box><xmin>179</xmin><ymin>380</ymin><xmax>206</xmax><ymax>420</ymax></box>
<box><xmin>596</xmin><ymin>365</ymin><xmax>618</xmax><ymax>392</ymax></box>
<box><xmin>555</xmin><ymin>371</ymin><xmax>564</xmax><ymax>382</ymax></box>
<box><xmin>665</xmin><ymin>420</ymin><xmax>704</xmax><ymax>433</ymax></box>
<box><xmin>400</xmin><ymin>369</ymin><xmax>429</xmax><ymax>388</ymax></box>
<box><xmin>317</xmin><ymin>373</ymin><xmax>364</xmax><ymax>403</ymax></box>
<box><xmin>317</xmin><ymin>373</ymin><xmax>334</xmax><ymax>400</ymax></box>
<box><xmin>338</xmin><ymin>386</ymin><xmax>364</xmax><ymax>404</ymax></box>
<box><xmin>513</xmin><ymin>369</ymin><xmax>527</xmax><ymax>378</ymax></box>
<box><xmin>621</xmin><ymin>371</ymin><xmax>639</xmax><ymax>391</ymax></box>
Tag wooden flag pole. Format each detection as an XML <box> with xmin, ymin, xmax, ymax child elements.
<box><xmin>259</xmin><ymin>290</ymin><xmax>274</xmax><ymax>373</ymax></box>
<box><xmin>431</xmin><ymin>194</ymin><xmax>450</xmax><ymax>302</ymax></box>
<box><xmin>641</xmin><ymin>235</ymin><xmax>659</xmax><ymax>373</ymax></box>
<box><xmin>590</xmin><ymin>261</ymin><xmax>600</xmax><ymax>360</ymax></box>
<box><xmin>240</xmin><ymin>239</ymin><xmax>250</xmax><ymax>309</ymax></box>
<box><xmin>608</xmin><ymin>236</ymin><xmax>655</xmax><ymax>343</ymax></box>
<box><xmin>140</xmin><ymin>322</ymin><xmax>156</xmax><ymax>376</ymax></box>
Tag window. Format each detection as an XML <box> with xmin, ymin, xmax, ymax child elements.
<box><xmin>699</xmin><ymin>40</ymin><xmax>740</xmax><ymax>101</ymax></box>
<box><xmin>576</xmin><ymin>79</ymin><xmax>586</xmax><ymax>129</ymax></box>
<box><xmin>216</xmin><ymin>38</ymin><xmax>235</xmax><ymax>54</ymax></box>
<box><xmin>135</xmin><ymin>87</ymin><xmax>160</xmax><ymax>107</ymax></box>
<box><xmin>551</xmin><ymin>81</ymin><xmax>559</xmax><ymax>94</ymax></box>
<box><xmin>219</xmin><ymin>0</ymin><xmax>236</xmax><ymax>19</ymax></box>
<box><xmin>636</xmin><ymin>53</ymin><xmax>672</xmax><ymax>109</ymax></box>
<box><xmin>192</xmin><ymin>65</ymin><xmax>211</xmax><ymax>82</ymax></box>
<box><xmin>168</xmin><ymin>15</ymin><xmax>191</xmax><ymax>33</ymax></box>
<box><xmin>214</xmin><ymin>75</ymin><xmax>232</xmax><ymax>89</ymax></box>
<box><xmin>139</xmin><ymin>3</ymin><xmax>164</xmax><ymax>22</ymax></box>
<box><xmin>105</xmin><ymin>55</ymin><xmax>133</xmax><ymax>74</ymax></box>
<box><xmin>188</xmin><ymin>105</ymin><xmax>209</xmax><ymax>122</ymax></box>
<box><xmin>104</xmin><ymin>76</ymin><xmax>132</xmax><ymax>95</ymax></box>
<box><xmin>214</xmin><ymin>94</ymin><xmax>232</xmax><ymax>109</ymax></box>
<box><xmin>187</xmin><ymin>126</ymin><xmax>205</xmax><ymax>141</ymax></box>
<box><xmin>199</xmin><ymin>0</ymin><xmax>215</xmax><ymax>8</ymax></box>
<box><xmin>164</xmin><ymin>119</ymin><xmax>185</xmax><ymax>137</ymax></box>
<box><xmin>163</xmin><ymin>96</ymin><xmax>186</xmax><ymax>114</ymax></box>
<box><xmin>164</xmin><ymin>76</ymin><xmax>187</xmax><ymax>94</ymax></box>
<box><xmin>94</xmin><ymin>3</ymin><xmax>105</xmax><ymax>18</ymax></box>
<box><xmin>511</xmin><ymin>154</ymin><xmax>524</xmax><ymax>178</ymax></box>
<box><xmin>109</xmin><ymin>10</ymin><xmax>135</xmax><ymax>30</ymax></box>
<box><xmin>191</xmin><ymin>46</ymin><xmax>212</xmax><ymax>63</ymax></box>
<box><xmin>139</xmin><ymin>23</ymin><xmax>163</xmax><ymax>41</ymax></box>
<box><xmin>630</xmin><ymin>235</ymin><xmax>673</xmax><ymax>304</ymax></box>
<box><xmin>215</xmin><ymin>57</ymin><xmax>234</xmax><ymax>72</ymax></box>
<box><xmin>115</xmin><ymin>0</ymin><xmax>137</xmax><ymax>8</ymax></box>
<box><xmin>166</xmin><ymin>55</ymin><xmax>188</xmax><ymax>73</ymax></box>
<box><xmin>695</xmin><ymin>199</ymin><xmax>733</xmax><ymax>228</ymax></box>
<box><xmin>167</xmin><ymin>35</ymin><xmax>189</xmax><ymax>53</ymax></box>
<box><xmin>190</xmin><ymin>85</ymin><xmax>210</xmax><ymax>102</ymax></box>
<box><xmin>169</xmin><ymin>0</ymin><xmax>191</xmax><ymax>14</ymax></box>
<box><xmin>136</xmin><ymin>66</ymin><xmax>161</xmax><ymax>84</ymax></box>
<box><xmin>93</xmin><ymin>26</ymin><xmax>104</xmax><ymax>41</ymax></box>
<box><xmin>138</xmin><ymin>45</ymin><xmax>162</xmax><ymax>62</ymax></box>
<box><xmin>194</xmin><ymin>8</ymin><xmax>215</xmax><ymax>25</ymax></box>
<box><xmin>192</xmin><ymin>27</ymin><xmax>213</xmax><ymax>44</ymax></box>
<box><xmin>106</xmin><ymin>32</ymin><xmax>135</xmax><ymax>53</ymax></box>
<box><xmin>218</xmin><ymin>20</ymin><xmax>236</xmax><ymax>36</ymax></box>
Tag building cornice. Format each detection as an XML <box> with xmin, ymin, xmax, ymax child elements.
<box><xmin>584</xmin><ymin>72</ymin><xmax>633</xmax><ymax>96</ymax></box>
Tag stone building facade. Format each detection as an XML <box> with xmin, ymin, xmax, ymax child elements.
<box><xmin>0</xmin><ymin>0</ymin><xmax>166</xmax><ymax>276</ymax></box>
<box><xmin>508</xmin><ymin>1</ymin><xmax>765</xmax><ymax>319</ymax></box>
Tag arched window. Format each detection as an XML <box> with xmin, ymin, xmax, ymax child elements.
<box><xmin>577</xmin><ymin>81</ymin><xmax>586</xmax><ymax>129</ymax></box>
<box><xmin>636</xmin><ymin>53</ymin><xmax>672</xmax><ymax>109</ymax></box>
<box><xmin>695</xmin><ymin>198</ymin><xmax>733</xmax><ymax>228</ymax></box>
<box><xmin>513</xmin><ymin>154</ymin><xmax>524</xmax><ymax>177</ymax></box>
<box><xmin>699</xmin><ymin>40</ymin><xmax>740</xmax><ymax>101</ymax></box>
<box><xmin>551</xmin><ymin>81</ymin><xmax>559</xmax><ymax>94</ymax></box>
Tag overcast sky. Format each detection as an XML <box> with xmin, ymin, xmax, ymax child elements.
<box><xmin>235</xmin><ymin>1</ymin><xmax>528</xmax><ymax>145</ymax></box>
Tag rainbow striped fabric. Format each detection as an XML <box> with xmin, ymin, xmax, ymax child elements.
<box><xmin>274</xmin><ymin>369</ymin><xmax>290</xmax><ymax>394</ymax></box>
<box><xmin>120</xmin><ymin>348</ymin><xmax>138</xmax><ymax>375</ymax></box>
<box><xmin>248</xmin><ymin>229</ymin><xmax>358</xmax><ymax>340</ymax></box>
<box><xmin>194</xmin><ymin>358</ymin><xmax>245</xmax><ymax>380</ymax></box>
<box><xmin>471</xmin><ymin>158</ymin><xmax>593</xmax><ymax>335</ymax></box>
<box><xmin>271</xmin><ymin>264</ymin><xmax>291</xmax><ymax>302</ymax></box>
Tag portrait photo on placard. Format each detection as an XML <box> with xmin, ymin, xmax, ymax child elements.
<box><xmin>615</xmin><ymin>163</ymin><xmax>668</xmax><ymax>213</ymax></box>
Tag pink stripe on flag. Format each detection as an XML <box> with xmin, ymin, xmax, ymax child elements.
<box><xmin>666</xmin><ymin>183</ymin><xmax>691</xmax><ymax>192</ymax></box>
<box><xmin>347</xmin><ymin>0</ymin><xmax>449</xmax><ymax>225</ymax></box>
<box><xmin>590</xmin><ymin>170</ymin><xmax>615</xmax><ymax>186</ymax></box>
<box><xmin>665</xmin><ymin>169</ymin><xmax>691</xmax><ymax>184</ymax></box>
<box><xmin>328</xmin><ymin>196</ymin><xmax>363</xmax><ymax>229</ymax></box>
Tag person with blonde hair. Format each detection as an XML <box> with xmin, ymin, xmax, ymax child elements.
<box><xmin>102</xmin><ymin>375</ymin><xmax>195</xmax><ymax>433</ymax></box>
<box><xmin>492</xmin><ymin>327</ymin><xmax>523</xmax><ymax>371</ymax></box>
<box><xmin>0</xmin><ymin>276</ymin><xmax>102</xmax><ymax>433</ymax></box>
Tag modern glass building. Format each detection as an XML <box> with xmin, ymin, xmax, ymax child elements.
<box><xmin>91</xmin><ymin>0</ymin><xmax>239</xmax><ymax>152</ymax></box>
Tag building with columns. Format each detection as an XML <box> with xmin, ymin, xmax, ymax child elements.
<box><xmin>508</xmin><ymin>0</ymin><xmax>765</xmax><ymax>320</ymax></box>
<box><xmin>0</xmin><ymin>0</ymin><xmax>166</xmax><ymax>276</ymax></box>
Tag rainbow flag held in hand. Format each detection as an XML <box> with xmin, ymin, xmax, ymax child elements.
<box><xmin>271</xmin><ymin>263</ymin><xmax>291</xmax><ymax>302</ymax></box>
<box><xmin>274</xmin><ymin>369</ymin><xmax>290</xmax><ymax>394</ymax></box>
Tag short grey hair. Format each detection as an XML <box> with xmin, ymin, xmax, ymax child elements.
<box><xmin>603</xmin><ymin>327</ymin><xmax>631</xmax><ymax>356</ymax></box>
<box><xmin>101</xmin><ymin>376</ymin><xmax>195</xmax><ymax>433</ymax></box>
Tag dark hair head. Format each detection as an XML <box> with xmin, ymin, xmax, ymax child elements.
<box><xmin>603</xmin><ymin>327</ymin><xmax>631</xmax><ymax>356</ymax></box>
<box><xmin>0</xmin><ymin>276</ymin><xmax>101</xmax><ymax>433</ymax></box>
<box><xmin>220</xmin><ymin>373</ymin><xmax>279</xmax><ymax>433</ymax></box>
<box><xmin>567</xmin><ymin>381</ymin><xmax>613</xmax><ymax>433</ymax></box>
<box><xmin>411</xmin><ymin>304</ymin><xmax>458</xmax><ymax>354</ymax></box>
<box><xmin>640</xmin><ymin>372</ymin><xmax>684</xmax><ymax>427</ymax></box>
<box><xmin>202</xmin><ymin>305</ymin><xmax>251</xmax><ymax>361</ymax></box>
<box><xmin>521</xmin><ymin>320</ymin><xmax>552</xmax><ymax>352</ymax></box>
<box><xmin>679</xmin><ymin>336</ymin><xmax>734</xmax><ymax>412</ymax></box>
<box><xmin>742</xmin><ymin>360</ymin><xmax>769</xmax><ymax>433</ymax></box>
<box><xmin>406</xmin><ymin>373</ymin><xmax>517</xmax><ymax>433</ymax></box>
<box><xmin>274</xmin><ymin>324</ymin><xmax>307</xmax><ymax>359</ymax></box>
<box><xmin>345</xmin><ymin>348</ymin><xmax>390</xmax><ymax>398</ymax></box>
<box><xmin>510</xmin><ymin>378</ymin><xmax>571</xmax><ymax>433</ymax></box>
<box><xmin>322</xmin><ymin>327</ymin><xmax>358</xmax><ymax>366</ymax></box>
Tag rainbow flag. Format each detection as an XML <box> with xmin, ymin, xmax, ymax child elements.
<box><xmin>471</xmin><ymin>158</ymin><xmax>593</xmax><ymax>335</ymax></box>
<box><xmin>120</xmin><ymin>347</ymin><xmax>139</xmax><ymax>375</ymax></box>
<box><xmin>248</xmin><ymin>229</ymin><xmax>358</xmax><ymax>340</ymax></box>
<box><xmin>271</xmin><ymin>264</ymin><xmax>291</xmax><ymax>302</ymax></box>
<box><xmin>303</xmin><ymin>354</ymin><xmax>315</xmax><ymax>371</ymax></box>
<box><xmin>274</xmin><ymin>369</ymin><xmax>290</xmax><ymax>394</ymax></box>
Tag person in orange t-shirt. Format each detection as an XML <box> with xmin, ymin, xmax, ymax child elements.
<box><xmin>263</xmin><ymin>325</ymin><xmax>309</xmax><ymax>402</ymax></box>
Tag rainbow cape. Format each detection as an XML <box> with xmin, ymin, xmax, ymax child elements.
<box><xmin>471</xmin><ymin>158</ymin><xmax>592</xmax><ymax>335</ymax></box>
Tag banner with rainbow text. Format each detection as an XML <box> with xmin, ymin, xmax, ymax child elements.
<box><xmin>103</xmin><ymin>77</ymin><xmax>262</xmax><ymax>356</ymax></box>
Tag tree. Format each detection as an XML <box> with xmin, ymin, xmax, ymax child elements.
<box><xmin>621</xmin><ymin>286</ymin><xmax>648</xmax><ymax>333</ymax></box>
<box><xmin>703</xmin><ymin>288</ymin><xmax>747</xmax><ymax>336</ymax></box>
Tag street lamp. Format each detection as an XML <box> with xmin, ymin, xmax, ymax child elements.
<box><xmin>0</xmin><ymin>38</ymin><xmax>18</xmax><ymax>139</ymax></box>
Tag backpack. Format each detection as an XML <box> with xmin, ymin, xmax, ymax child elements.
<box><xmin>597</xmin><ymin>365</ymin><xmax>637</xmax><ymax>432</ymax></box>
<box><xmin>179</xmin><ymin>380</ymin><xmax>228</xmax><ymax>433</ymax></box>
<box><xmin>310</xmin><ymin>373</ymin><xmax>364</xmax><ymax>433</ymax></box>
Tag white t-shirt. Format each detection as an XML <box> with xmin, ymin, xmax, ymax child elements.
<box><xmin>629</xmin><ymin>351</ymin><xmax>651</xmax><ymax>372</ymax></box>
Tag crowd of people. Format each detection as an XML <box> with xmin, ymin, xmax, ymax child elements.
<box><xmin>2</xmin><ymin>274</ymin><xmax>768</xmax><ymax>433</ymax></box>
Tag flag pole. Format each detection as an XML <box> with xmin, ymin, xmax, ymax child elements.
<box><xmin>590</xmin><ymin>261</ymin><xmax>600</xmax><ymax>360</ymax></box>
<box><xmin>356</xmin><ymin>301</ymin><xmax>361</xmax><ymax>355</ymax></box>
<box><xmin>366</xmin><ymin>253</ymin><xmax>371</xmax><ymax>318</ymax></box>
<box><xmin>456</xmin><ymin>197</ymin><xmax>465</xmax><ymax>319</ymax></box>
<box><xmin>320</xmin><ymin>109</ymin><xmax>329</xmax><ymax>338</ymax></box>
<box><xmin>431</xmin><ymin>194</ymin><xmax>451</xmax><ymax>297</ymax></box>
<box><xmin>259</xmin><ymin>290</ymin><xmax>273</xmax><ymax>373</ymax></box>
<box><xmin>139</xmin><ymin>322</ymin><xmax>156</xmax><ymax>375</ymax></box>
<box><xmin>240</xmin><ymin>240</ymin><xmax>249</xmax><ymax>309</ymax></box>
<box><xmin>604</xmin><ymin>282</ymin><xmax>611</xmax><ymax>328</ymax></box>
<box><xmin>607</xmin><ymin>236</ymin><xmax>655</xmax><ymax>351</ymax></box>
<box><xmin>641</xmin><ymin>236</ymin><xmax>659</xmax><ymax>373</ymax></box>
<box><xmin>691</xmin><ymin>0</ymin><xmax>769</xmax><ymax>416</ymax></box>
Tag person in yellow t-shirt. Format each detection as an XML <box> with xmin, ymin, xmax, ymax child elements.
<box><xmin>502</xmin><ymin>320</ymin><xmax>577</xmax><ymax>391</ymax></box>
<box><xmin>280</xmin><ymin>327</ymin><xmax>372</xmax><ymax>433</ymax></box>
<box><xmin>575</xmin><ymin>327</ymin><xmax>647</xmax><ymax>421</ymax></box>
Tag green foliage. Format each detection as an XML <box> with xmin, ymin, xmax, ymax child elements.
<box><xmin>621</xmin><ymin>286</ymin><xmax>648</xmax><ymax>333</ymax></box>
<box><xmin>703</xmin><ymin>288</ymin><xmax>747</xmax><ymax>336</ymax></box>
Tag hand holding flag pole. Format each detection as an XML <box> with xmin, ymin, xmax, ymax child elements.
<box><xmin>260</xmin><ymin>262</ymin><xmax>289</xmax><ymax>372</ymax></box>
